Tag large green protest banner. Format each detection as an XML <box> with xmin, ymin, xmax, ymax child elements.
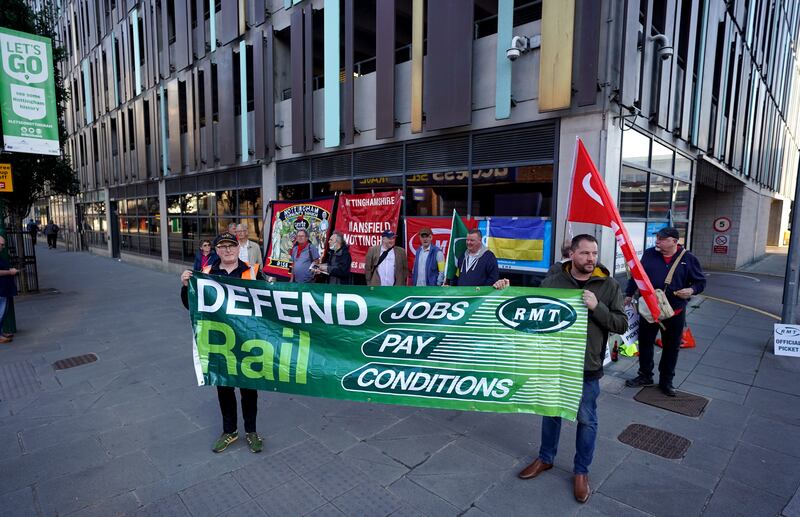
<box><xmin>189</xmin><ymin>274</ymin><xmax>589</xmax><ymax>419</ymax></box>
<box><xmin>0</xmin><ymin>27</ymin><xmax>60</xmax><ymax>155</ymax></box>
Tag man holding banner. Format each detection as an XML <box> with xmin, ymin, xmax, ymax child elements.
<box><xmin>518</xmin><ymin>234</ymin><xmax>627</xmax><ymax>504</ymax></box>
<box><xmin>181</xmin><ymin>232</ymin><xmax>266</xmax><ymax>454</ymax></box>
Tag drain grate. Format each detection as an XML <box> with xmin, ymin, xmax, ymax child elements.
<box><xmin>618</xmin><ymin>423</ymin><xmax>691</xmax><ymax>459</ymax></box>
<box><xmin>53</xmin><ymin>353</ymin><xmax>98</xmax><ymax>370</ymax></box>
<box><xmin>0</xmin><ymin>361</ymin><xmax>41</xmax><ymax>401</ymax></box>
<box><xmin>634</xmin><ymin>386</ymin><xmax>709</xmax><ymax>417</ymax></box>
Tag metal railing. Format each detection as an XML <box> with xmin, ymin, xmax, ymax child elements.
<box><xmin>5</xmin><ymin>229</ymin><xmax>39</xmax><ymax>294</ymax></box>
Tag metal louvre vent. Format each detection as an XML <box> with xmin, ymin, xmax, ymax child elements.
<box><xmin>196</xmin><ymin>173</ymin><xmax>215</xmax><ymax>191</ymax></box>
<box><xmin>472</xmin><ymin>124</ymin><xmax>556</xmax><ymax>166</ymax></box>
<box><xmin>406</xmin><ymin>136</ymin><xmax>469</xmax><ymax>172</ymax></box>
<box><xmin>238</xmin><ymin>167</ymin><xmax>261</xmax><ymax>187</ymax></box>
<box><xmin>277</xmin><ymin>160</ymin><xmax>310</xmax><ymax>184</ymax></box>
<box><xmin>353</xmin><ymin>146</ymin><xmax>403</xmax><ymax>177</ymax></box>
<box><xmin>164</xmin><ymin>179</ymin><xmax>179</xmax><ymax>195</ymax></box>
<box><xmin>312</xmin><ymin>153</ymin><xmax>352</xmax><ymax>181</ymax></box>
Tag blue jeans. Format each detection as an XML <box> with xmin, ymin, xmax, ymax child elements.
<box><xmin>0</xmin><ymin>296</ymin><xmax>8</xmax><ymax>330</ymax></box>
<box><xmin>538</xmin><ymin>378</ymin><xmax>600</xmax><ymax>474</ymax></box>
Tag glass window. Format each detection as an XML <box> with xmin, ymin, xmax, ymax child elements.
<box><xmin>278</xmin><ymin>184</ymin><xmax>310</xmax><ymax>201</ymax></box>
<box><xmin>216</xmin><ymin>190</ymin><xmax>236</xmax><ymax>216</ymax></box>
<box><xmin>353</xmin><ymin>175</ymin><xmax>403</xmax><ymax>194</ymax></box>
<box><xmin>672</xmin><ymin>180</ymin><xmax>691</xmax><ymax>220</ymax></box>
<box><xmin>619</xmin><ymin>166</ymin><xmax>648</xmax><ymax>218</ymax></box>
<box><xmin>648</xmin><ymin>173</ymin><xmax>672</xmax><ymax>219</ymax></box>
<box><xmin>622</xmin><ymin>130</ymin><xmax>650</xmax><ymax>168</ymax></box>
<box><xmin>197</xmin><ymin>192</ymin><xmax>215</xmax><ymax>215</ymax></box>
<box><xmin>148</xmin><ymin>196</ymin><xmax>160</xmax><ymax>215</ymax></box>
<box><xmin>675</xmin><ymin>153</ymin><xmax>692</xmax><ymax>180</ymax></box>
<box><xmin>238</xmin><ymin>188</ymin><xmax>262</xmax><ymax>216</ymax></box>
<box><xmin>651</xmin><ymin>141</ymin><xmax>673</xmax><ymax>175</ymax></box>
<box><xmin>313</xmin><ymin>180</ymin><xmax>351</xmax><ymax>198</ymax></box>
<box><xmin>406</xmin><ymin>171</ymin><xmax>467</xmax><ymax>216</ymax></box>
<box><xmin>167</xmin><ymin>195</ymin><xmax>182</xmax><ymax>214</ymax></box>
<box><xmin>471</xmin><ymin>166</ymin><xmax>552</xmax><ymax>217</ymax></box>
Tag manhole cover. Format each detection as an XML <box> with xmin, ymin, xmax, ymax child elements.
<box><xmin>0</xmin><ymin>361</ymin><xmax>41</xmax><ymax>401</ymax></box>
<box><xmin>633</xmin><ymin>386</ymin><xmax>709</xmax><ymax>417</ymax></box>
<box><xmin>618</xmin><ymin>423</ymin><xmax>691</xmax><ymax>459</ymax></box>
<box><xmin>53</xmin><ymin>354</ymin><xmax>98</xmax><ymax>370</ymax></box>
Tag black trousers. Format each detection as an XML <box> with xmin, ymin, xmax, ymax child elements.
<box><xmin>217</xmin><ymin>386</ymin><xmax>258</xmax><ymax>434</ymax></box>
<box><xmin>47</xmin><ymin>234</ymin><xmax>57</xmax><ymax>248</ymax></box>
<box><xmin>636</xmin><ymin>310</ymin><xmax>686</xmax><ymax>386</ymax></box>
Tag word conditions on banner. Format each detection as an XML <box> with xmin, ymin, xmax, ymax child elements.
<box><xmin>189</xmin><ymin>274</ymin><xmax>589</xmax><ymax>419</ymax></box>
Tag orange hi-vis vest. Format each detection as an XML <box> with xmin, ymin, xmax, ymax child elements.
<box><xmin>202</xmin><ymin>262</ymin><xmax>260</xmax><ymax>279</ymax></box>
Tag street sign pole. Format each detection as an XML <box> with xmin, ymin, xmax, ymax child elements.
<box><xmin>782</xmin><ymin>158</ymin><xmax>800</xmax><ymax>323</ymax></box>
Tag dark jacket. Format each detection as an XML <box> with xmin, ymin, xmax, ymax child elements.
<box><xmin>625</xmin><ymin>246</ymin><xmax>706</xmax><ymax>313</ymax></box>
<box><xmin>541</xmin><ymin>262</ymin><xmax>628</xmax><ymax>378</ymax></box>
<box><xmin>326</xmin><ymin>244</ymin><xmax>352</xmax><ymax>285</ymax></box>
<box><xmin>452</xmin><ymin>249</ymin><xmax>499</xmax><ymax>287</ymax></box>
<box><xmin>0</xmin><ymin>257</ymin><xmax>17</xmax><ymax>298</ymax></box>
<box><xmin>192</xmin><ymin>250</ymin><xmax>219</xmax><ymax>271</ymax></box>
<box><xmin>181</xmin><ymin>259</ymin><xmax>265</xmax><ymax>309</ymax></box>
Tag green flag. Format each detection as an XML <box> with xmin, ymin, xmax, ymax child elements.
<box><xmin>445</xmin><ymin>209</ymin><xmax>469</xmax><ymax>281</ymax></box>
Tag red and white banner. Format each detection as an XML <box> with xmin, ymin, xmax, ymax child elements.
<box><xmin>404</xmin><ymin>216</ymin><xmax>477</xmax><ymax>274</ymax></box>
<box><xmin>334</xmin><ymin>191</ymin><xmax>402</xmax><ymax>274</ymax></box>
<box><xmin>264</xmin><ymin>198</ymin><xmax>336</xmax><ymax>278</ymax></box>
<box><xmin>568</xmin><ymin>138</ymin><xmax>661</xmax><ymax>320</ymax></box>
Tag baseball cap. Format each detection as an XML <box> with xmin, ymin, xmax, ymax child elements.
<box><xmin>382</xmin><ymin>230</ymin><xmax>396</xmax><ymax>238</ymax></box>
<box><xmin>655</xmin><ymin>227</ymin><xmax>680</xmax><ymax>239</ymax></box>
<box><xmin>214</xmin><ymin>232</ymin><xmax>239</xmax><ymax>246</ymax></box>
<box><xmin>418</xmin><ymin>227</ymin><xmax>432</xmax><ymax>237</ymax></box>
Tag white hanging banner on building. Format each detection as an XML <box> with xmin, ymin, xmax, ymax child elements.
<box><xmin>0</xmin><ymin>27</ymin><xmax>60</xmax><ymax>155</ymax></box>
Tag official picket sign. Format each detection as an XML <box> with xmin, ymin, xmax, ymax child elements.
<box><xmin>774</xmin><ymin>324</ymin><xmax>800</xmax><ymax>357</ymax></box>
<box><xmin>188</xmin><ymin>274</ymin><xmax>589</xmax><ymax>419</ymax></box>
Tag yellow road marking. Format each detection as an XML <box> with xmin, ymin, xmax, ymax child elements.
<box><xmin>701</xmin><ymin>295</ymin><xmax>780</xmax><ymax>321</ymax></box>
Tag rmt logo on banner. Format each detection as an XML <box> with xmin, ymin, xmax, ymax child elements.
<box><xmin>2</xmin><ymin>34</ymin><xmax>47</xmax><ymax>84</ymax></box>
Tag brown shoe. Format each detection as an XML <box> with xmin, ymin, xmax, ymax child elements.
<box><xmin>573</xmin><ymin>474</ymin><xmax>591</xmax><ymax>503</ymax></box>
<box><xmin>518</xmin><ymin>458</ymin><xmax>553</xmax><ymax>480</ymax></box>
<box><xmin>2</xmin><ymin>333</ymin><xmax>13</xmax><ymax>338</ymax></box>
<box><xmin>0</xmin><ymin>336</ymin><xmax>11</xmax><ymax>344</ymax></box>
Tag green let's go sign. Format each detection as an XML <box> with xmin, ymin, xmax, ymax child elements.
<box><xmin>189</xmin><ymin>274</ymin><xmax>589</xmax><ymax>419</ymax></box>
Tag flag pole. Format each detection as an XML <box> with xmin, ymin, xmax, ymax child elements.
<box><xmin>563</xmin><ymin>136</ymin><xmax>580</xmax><ymax>246</ymax></box>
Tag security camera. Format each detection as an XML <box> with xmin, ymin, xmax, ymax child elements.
<box><xmin>649</xmin><ymin>34</ymin><xmax>672</xmax><ymax>61</ymax></box>
<box><xmin>657</xmin><ymin>45</ymin><xmax>674</xmax><ymax>61</ymax></box>
<box><xmin>506</xmin><ymin>35</ymin><xmax>529</xmax><ymax>62</ymax></box>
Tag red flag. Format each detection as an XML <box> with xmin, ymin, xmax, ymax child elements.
<box><xmin>567</xmin><ymin>138</ymin><xmax>661</xmax><ymax>321</ymax></box>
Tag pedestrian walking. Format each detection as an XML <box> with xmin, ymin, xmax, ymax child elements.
<box><xmin>289</xmin><ymin>229</ymin><xmax>320</xmax><ymax>283</ymax></box>
<box><xmin>26</xmin><ymin>220</ymin><xmax>39</xmax><ymax>247</ymax></box>
<box><xmin>624</xmin><ymin>227</ymin><xmax>706</xmax><ymax>397</ymax></box>
<box><xmin>411</xmin><ymin>227</ymin><xmax>445</xmax><ymax>286</ymax></box>
<box><xmin>44</xmin><ymin>221</ymin><xmax>59</xmax><ymax>249</ymax></box>
<box><xmin>518</xmin><ymin>234</ymin><xmax>627</xmax><ymax>503</ymax></box>
<box><xmin>181</xmin><ymin>232</ymin><xmax>265</xmax><ymax>453</ymax></box>
<box><xmin>315</xmin><ymin>231</ymin><xmax>351</xmax><ymax>284</ymax></box>
<box><xmin>364</xmin><ymin>230</ymin><xmax>408</xmax><ymax>286</ymax></box>
<box><xmin>0</xmin><ymin>236</ymin><xmax>18</xmax><ymax>343</ymax></box>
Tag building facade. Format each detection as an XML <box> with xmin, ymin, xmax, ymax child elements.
<box><xmin>44</xmin><ymin>0</ymin><xmax>800</xmax><ymax>278</ymax></box>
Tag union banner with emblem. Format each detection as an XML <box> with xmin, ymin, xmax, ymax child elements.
<box><xmin>188</xmin><ymin>274</ymin><xmax>589</xmax><ymax>420</ymax></box>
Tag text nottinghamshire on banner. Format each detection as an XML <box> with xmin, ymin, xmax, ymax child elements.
<box><xmin>188</xmin><ymin>274</ymin><xmax>590</xmax><ymax>420</ymax></box>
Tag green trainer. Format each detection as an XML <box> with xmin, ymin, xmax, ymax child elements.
<box><xmin>246</xmin><ymin>432</ymin><xmax>263</xmax><ymax>453</ymax></box>
<box><xmin>212</xmin><ymin>431</ymin><xmax>238</xmax><ymax>453</ymax></box>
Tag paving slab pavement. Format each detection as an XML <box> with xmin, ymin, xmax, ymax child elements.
<box><xmin>1</xmin><ymin>246</ymin><xmax>799</xmax><ymax>516</ymax></box>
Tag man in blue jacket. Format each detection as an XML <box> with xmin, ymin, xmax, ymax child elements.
<box><xmin>624</xmin><ymin>227</ymin><xmax>706</xmax><ymax>396</ymax></box>
<box><xmin>451</xmin><ymin>229</ymin><xmax>499</xmax><ymax>287</ymax></box>
<box><xmin>411</xmin><ymin>227</ymin><xmax>445</xmax><ymax>286</ymax></box>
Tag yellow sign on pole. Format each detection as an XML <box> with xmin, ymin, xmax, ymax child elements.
<box><xmin>0</xmin><ymin>164</ymin><xmax>12</xmax><ymax>192</ymax></box>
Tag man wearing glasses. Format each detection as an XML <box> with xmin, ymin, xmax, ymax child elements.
<box><xmin>181</xmin><ymin>232</ymin><xmax>265</xmax><ymax>453</ymax></box>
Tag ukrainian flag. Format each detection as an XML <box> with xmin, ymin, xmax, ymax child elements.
<box><xmin>486</xmin><ymin>218</ymin><xmax>546</xmax><ymax>261</ymax></box>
